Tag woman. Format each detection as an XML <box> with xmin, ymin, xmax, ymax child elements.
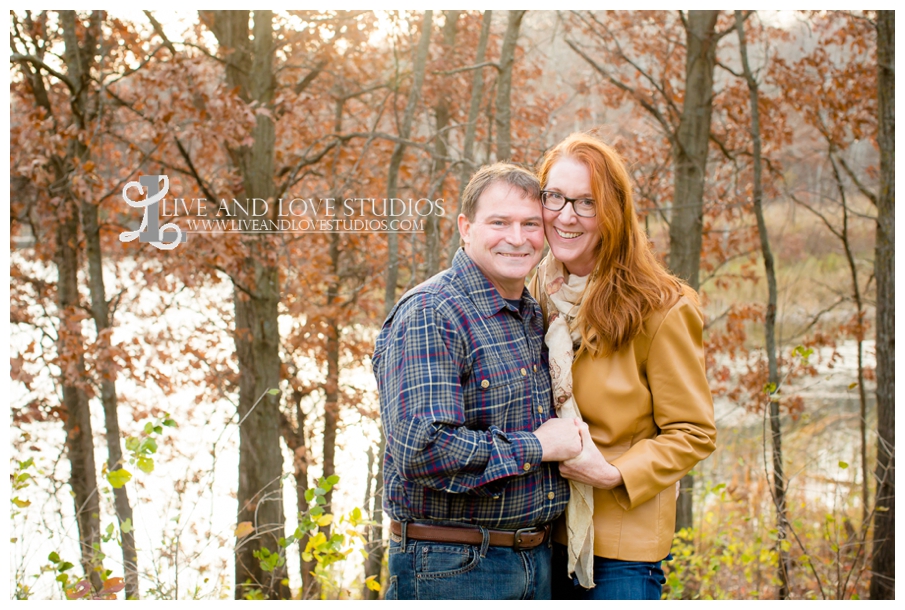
<box><xmin>529</xmin><ymin>132</ymin><xmax>717</xmax><ymax>600</ymax></box>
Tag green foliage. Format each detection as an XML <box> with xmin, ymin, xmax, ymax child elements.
<box><xmin>791</xmin><ymin>345</ymin><xmax>814</xmax><ymax>366</ymax></box>
<box><xmin>104</xmin><ymin>414</ymin><xmax>175</xmax><ymax>490</ymax></box>
<box><xmin>250</xmin><ymin>475</ymin><xmax>375</xmax><ymax>598</ymax></box>
<box><xmin>664</xmin><ymin>481</ymin><xmax>782</xmax><ymax>600</ymax></box>
<box><xmin>11</xmin><ymin>457</ymin><xmax>35</xmax><ymax>515</ymax></box>
<box><xmin>664</xmin><ymin>474</ymin><xmax>871</xmax><ymax>599</ymax></box>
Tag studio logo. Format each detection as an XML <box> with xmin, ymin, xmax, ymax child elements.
<box><xmin>119</xmin><ymin>175</ymin><xmax>186</xmax><ymax>250</ymax></box>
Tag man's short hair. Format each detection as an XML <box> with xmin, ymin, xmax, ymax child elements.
<box><xmin>460</xmin><ymin>162</ymin><xmax>541</xmax><ymax>221</ymax></box>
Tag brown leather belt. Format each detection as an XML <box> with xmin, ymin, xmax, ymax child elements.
<box><xmin>390</xmin><ymin>521</ymin><xmax>551</xmax><ymax>551</ymax></box>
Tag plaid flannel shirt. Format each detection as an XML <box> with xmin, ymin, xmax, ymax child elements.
<box><xmin>373</xmin><ymin>249</ymin><xmax>569</xmax><ymax>530</ymax></box>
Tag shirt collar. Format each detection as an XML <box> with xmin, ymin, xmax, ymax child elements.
<box><xmin>451</xmin><ymin>248</ymin><xmax>535</xmax><ymax>319</ymax></box>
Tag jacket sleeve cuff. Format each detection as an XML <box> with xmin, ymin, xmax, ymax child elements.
<box><xmin>500</xmin><ymin>430</ymin><xmax>544</xmax><ymax>475</ymax></box>
<box><xmin>610</xmin><ymin>452</ymin><xmax>655</xmax><ymax>510</ymax></box>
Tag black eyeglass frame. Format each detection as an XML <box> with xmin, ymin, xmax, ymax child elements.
<box><xmin>540</xmin><ymin>191</ymin><xmax>597</xmax><ymax>218</ymax></box>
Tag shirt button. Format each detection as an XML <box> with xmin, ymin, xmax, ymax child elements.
<box><xmin>481</xmin><ymin>379</ymin><xmax>489</xmax><ymax>389</ymax></box>
<box><xmin>547</xmin><ymin>492</ymin><xmax>555</xmax><ymax>500</ymax></box>
<box><xmin>533</xmin><ymin>364</ymin><xmax>538</xmax><ymax>372</ymax></box>
<box><xmin>520</xmin><ymin>368</ymin><xmax>527</xmax><ymax>376</ymax></box>
<box><xmin>537</xmin><ymin>406</ymin><xmax>543</xmax><ymax>414</ymax></box>
<box><xmin>523</xmin><ymin>463</ymin><xmax>531</xmax><ymax>471</ymax></box>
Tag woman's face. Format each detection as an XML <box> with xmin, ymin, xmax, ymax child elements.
<box><xmin>543</xmin><ymin>156</ymin><xmax>601</xmax><ymax>276</ymax></box>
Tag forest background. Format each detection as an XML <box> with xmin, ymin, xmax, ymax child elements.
<box><xmin>6</xmin><ymin>8</ymin><xmax>895</xmax><ymax>600</ymax></box>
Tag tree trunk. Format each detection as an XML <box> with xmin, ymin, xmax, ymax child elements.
<box><xmin>494</xmin><ymin>10</ymin><xmax>525</xmax><ymax>162</ymax></box>
<box><xmin>870</xmin><ymin>9</ymin><xmax>894</xmax><ymax>601</ymax></box>
<box><xmin>447</xmin><ymin>10</ymin><xmax>493</xmax><ymax>267</ymax></box>
<box><xmin>204</xmin><ymin>10</ymin><xmax>289</xmax><ymax>599</ymax></box>
<box><xmin>81</xmin><ymin>198</ymin><xmax>139</xmax><ymax>599</ymax></box>
<box><xmin>322</xmin><ymin>233</ymin><xmax>341</xmax><ymax>527</ymax></box>
<box><xmin>424</xmin><ymin>10</ymin><xmax>460</xmax><ymax>278</ymax></box>
<box><xmin>671</xmin><ymin>9</ymin><xmax>720</xmax><ymax>533</ymax></box>
<box><xmin>736</xmin><ymin>11</ymin><xmax>790</xmax><ymax>597</ymax></box>
<box><xmin>827</xmin><ymin>155</ymin><xmax>870</xmax><ymax>527</ymax></box>
<box><xmin>55</xmin><ymin>198</ymin><xmax>105</xmax><ymax>593</ymax></box>
<box><xmin>384</xmin><ymin>10</ymin><xmax>433</xmax><ymax>311</ymax></box>
<box><xmin>64</xmin><ymin>11</ymin><xmax>139</xmax><ymax>593</ymax></box>
<box><xmin>56</xmin><ymin>10</ymin><xmax>107</xmax><ymax>594</ymax></box>
<box><xmin>362</xmin><ymin>433</ymin><xmax>386</xmax><ymax>600</ymax></box>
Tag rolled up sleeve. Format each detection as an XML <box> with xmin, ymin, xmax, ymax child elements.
<box><xmin>376</xmin><ymin>296</ymin><xmax>542</xmax><ymax>496</ymax></box>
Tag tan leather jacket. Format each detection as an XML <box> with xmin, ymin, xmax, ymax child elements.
<box><xmin>530</xmin><ymin>278</ymin><xmax>717</xmax><ymax>561</ymax></box>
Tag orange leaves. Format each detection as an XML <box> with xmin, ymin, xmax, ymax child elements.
<box><xmin>235</xmin><ymin>521</ymin><xmax>255</xmax><ymax>538</ymax></box>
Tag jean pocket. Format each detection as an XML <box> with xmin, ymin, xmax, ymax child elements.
<box><xmin>416</xmin><ymin>543</ymin><xmax>481</xmax><ymax>579</ymax></box>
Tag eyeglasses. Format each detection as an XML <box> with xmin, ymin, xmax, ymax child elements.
<box><xmin>541</xmin><ymin>191</ymin><xmax>597</xmax><ymax>218</ymax></box>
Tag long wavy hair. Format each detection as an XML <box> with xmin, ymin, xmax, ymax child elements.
<box><xmin>537</xmin><ymin>132</ymin><xmax>686</xmax><ymax>357</ymax></box>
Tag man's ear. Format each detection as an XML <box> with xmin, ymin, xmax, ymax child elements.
<box><xmin>457</xmin><ymin>213</ymin><xmax>471</xmax><ymax>246</ymax></box>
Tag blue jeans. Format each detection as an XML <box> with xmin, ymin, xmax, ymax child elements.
<box><xmin>551</xmin><ymin>542</ymin><xmax>667</xmax><ymax>600</ymax></box>
<box><xmin>385</xmin><ymin>524</ymin><xmax>552</xmax><ymax>599</ymax></box>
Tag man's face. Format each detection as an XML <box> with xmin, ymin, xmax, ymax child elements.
<box><xmin>458</xmin><ymin>182</ymin><xmax>544</xmax><ymax>300</ymax></box>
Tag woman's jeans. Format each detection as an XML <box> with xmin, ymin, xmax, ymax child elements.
<box><xmin>551</xmin><ymin>542</ymin><xmax>666</xmax><ymax>600</ymax></box>
<box><xmin>384</xmin><ymin>526</ymin><xmax>552</xmax><ymax>600</ymax></box>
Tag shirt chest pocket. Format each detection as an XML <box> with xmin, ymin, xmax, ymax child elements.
<box><xmin>464</xmin><ymin>357</ymin><xmax>531</xmax><ymax>428</ymax></box>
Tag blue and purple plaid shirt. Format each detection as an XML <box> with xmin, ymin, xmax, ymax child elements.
<box><xmin>373</xmin><ymin>249</ymin><xmax>569</xmax><ymax>529</ymax></box>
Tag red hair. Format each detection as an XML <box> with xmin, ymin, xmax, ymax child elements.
<box><xmin>537</xmin><ymin>132</ymin><xmax>686</xmax><ymax>356</ymax></box>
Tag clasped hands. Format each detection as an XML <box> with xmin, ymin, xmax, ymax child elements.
<box><xmin>533</xmin><ymin>417</ymin><xmax>623</xmax><ymax>490</ymax></box>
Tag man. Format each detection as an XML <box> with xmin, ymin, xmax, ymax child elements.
<box><xmin>373</xmin><ymin>163</ymin><xmax>583</xmax><ymax>600</ymax></box>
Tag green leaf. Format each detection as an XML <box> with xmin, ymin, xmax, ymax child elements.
<box><xmin>48</xmin><ymin>552</ymin><xmax>61</xmax><ymax>563</ymax></box>
<box><xmin>136</xmin><ymin>456</ymin><xmax>155</xmax><ymax>474</ymax></box>
<box><xmin>125</xmin><ymin>437</ymin><xmax>140</xmax><ymax>452</ymax></box>
<box><xmin>163</xmin><ymin>418</ymin><xmax>177</xmax><ymax>427</ymax></box>
<box><xmin>144</xmin><ymin>422</ymin><xmax>155</xmax><ymax>435</ymax></box>
<box><xmin>57</xmin><ymin>562</ymin><xmax>74</xmax><ymax>573</ymax></box>
<box><xmin>140</xmin><ymin>437</ymin><xmax>158</xmax><ymax>455</ymax></box>
<box><xmin>326</xmin><ymin>474</ymin><xmax>340</xmax><ymax>486</ymax></box>
<box><xmin>121</xmin><ymin>518</ymin><xmax>132</xmax><ymax>534</ymax></box>
<box><xmin>838</xmin><ymin>461</ymin><xmax>849</xmax><ymax>469</ymax></box>
<box><xmin>314</xmin><ymin>487</ymin><xmax>326</xmax><ymax>496</ymax></box>
<box><xmin>12</xmin><ymin>497</ymin><xmax>30</xmax><ymax>508</ymax></box>
<box><xmin>107</xmin><ymin>469</ymin><xmax>133</xmax><ymax>489</ymax></box>
<box><xmin>16</xmin><ymin>473</ymin><xmax>32</xmax><ymax>483</ymax></box>
<box><xmin>304</xmin><ymin>488</ymin><xmax>315</xmax><ymax>503</ymax></box>
<box><xmin>267</xmin><ymin>388</ymin><xmax>281</xmax><ymax>395</ymax></box>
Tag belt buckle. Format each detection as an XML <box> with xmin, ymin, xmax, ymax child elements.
<box><xmin>512</xmin><ymin>526</ymin><xmax>539</xmax><ymax>551</ymax></box>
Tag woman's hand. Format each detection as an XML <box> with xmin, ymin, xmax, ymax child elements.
<box><xmin>559</xmin><ymin>423</ymin><xmax>624</xmax><ymax>490</ymax></box>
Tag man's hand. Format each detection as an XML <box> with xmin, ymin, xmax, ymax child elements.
<box><xmin>559</xmin><ymin>423</ymin><xmax>624</xmax><ymax>490</ymax></box>
<box><xmin>534</xmin><ymin>417</ymin><xmax>583</xmax><ymax>462</ymax></box>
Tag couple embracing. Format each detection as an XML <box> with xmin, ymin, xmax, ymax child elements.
<box><xmin>372</xmin><ymin>132</ymin><xmax>717</xmax><ymax>600</ymax></box>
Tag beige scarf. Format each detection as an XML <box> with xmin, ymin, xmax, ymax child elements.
<box><xmin>536</xmin><ymin>254</ymin><xmax>595</xmax><ymax>589</ymax></box>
